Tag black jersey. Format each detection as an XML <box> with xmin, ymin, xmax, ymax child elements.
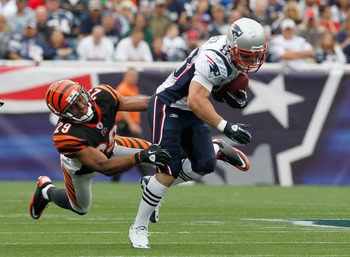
<box><xmin>53</xmin><ymin>84</ymin><xmax>120</xmax><ymax>159</ymax></box>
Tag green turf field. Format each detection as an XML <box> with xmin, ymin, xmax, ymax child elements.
<box><xmin>0</xmin><ymin>181</ymin><xmax>349</xmax><ymax>257</ymax></box>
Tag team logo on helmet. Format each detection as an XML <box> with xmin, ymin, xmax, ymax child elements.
<box><xmin>230</xmin><ymin>23</ymin><xmax>243</xmax><ymax>41</ymax></box>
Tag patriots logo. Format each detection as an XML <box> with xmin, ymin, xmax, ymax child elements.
<box><xmin>230</xmin><ymin>23</ymin><xmax>243</xmax><ymax>40</ymax></box>
<box><xmin>206</xmin><ymin>54</ymin><xmax>221</xmax><ymax>77</ymax></box>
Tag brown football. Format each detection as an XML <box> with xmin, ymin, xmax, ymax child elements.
<box><xmin>212</xmin><ymin>73</ymin><xmax>249</xmax><ymax>102</ymax></box>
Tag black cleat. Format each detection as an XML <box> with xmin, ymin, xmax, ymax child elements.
<box><xmin>29</xmin><ymin>176</ymin><xmax>52</xmax><ymax>219</ymax></box>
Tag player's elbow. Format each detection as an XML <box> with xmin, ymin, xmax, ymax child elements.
<box><xmin>187</xmin><ymin>95</ymin><xmax>202</xmax><ymax>112</ymax></box>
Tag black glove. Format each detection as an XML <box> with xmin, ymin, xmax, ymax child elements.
<box><xmin>222</xmin><ymin>90</ymin><xmax>248</xmax><ymax>109</ymax></box>
<box><xmin>223</xmin><ymin>123</ymin><xmax>251</xmax><ymax>144</ymax></box>
<box><xmin>135</xmin><ymin>144</ymin><xmax>171</xmax><ymax>167</ymax></box>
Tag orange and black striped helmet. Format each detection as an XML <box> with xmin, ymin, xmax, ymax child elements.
<box><xmin>45</xmin><ymin>80</ymin><xmax>95</xmax><ymax>122</ymax></box>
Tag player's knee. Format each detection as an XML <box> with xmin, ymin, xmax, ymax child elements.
<box><xmin>199</xmin><ymin>157</ymin><xmax>217</xmax><ymax>174</ymax></box>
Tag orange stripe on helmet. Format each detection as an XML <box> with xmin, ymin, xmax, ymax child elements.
<box><xmin>46</xmin><ymin>80</ymin><xmax>80</xmax><ymax>115</ymax></box>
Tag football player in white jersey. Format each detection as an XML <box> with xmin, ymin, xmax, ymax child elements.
<box><xmin>129</xmin><ymin>18</ymin><xmax>268</xmax><ymax>249</ymax></box>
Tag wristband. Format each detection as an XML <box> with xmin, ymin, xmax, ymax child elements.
<box><xmin>217</xmin><ymin>119</ymin><xmax>227</xmax><ymax>132</ymax></box>
<box><xmin>135</xmin><ymin>152</ymin><xmax>141</xmax><ymax>163</ymax></box>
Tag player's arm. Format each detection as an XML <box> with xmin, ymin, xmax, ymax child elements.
<box><xmin>188</xmin><ymin>80</ymin><xmax>251</xmax><ymax>144</ymax></box>
<box><xmin>74</xmin><ymin>146</ymin><xmax>137</xmax><ymax>176</ymax></box>
<box><xmin>74</xmin><ymin>145</ymin><xmax>171</xmax><ymax>177</ymax></box>
<box><xmin>118</xmin><ymin>95</ymin><xmax>150</xmax><ymax>112</ymax></box>
<box><xmin>188</xmin><ymin>80</ymin><xmax>223</xmax><ymax>128</ymax></box>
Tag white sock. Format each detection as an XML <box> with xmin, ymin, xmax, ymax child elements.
<box><xmin>213</xmin><ymin>143</ymin><xmax>220</xmax><ymax>156</ymax></box>
<box><xmin>171</xmin><ymin>159</ymin><xmax>203</xmax><ymax>187</ymax></box>
<box><xmin>42</xmin><ymin>184</ymin><xmax>55</xmax><ymax>200</ymax></box>
<box><xmin>134</xmin><ymin>176</ymin><xmax>168</xmax><ymax>228</ymax></box>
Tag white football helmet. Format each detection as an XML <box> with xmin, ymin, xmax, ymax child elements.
<box><xmin>227</xmin><ymin>18</ymin><xmax>268</xmax><ymax>73</ymax></box>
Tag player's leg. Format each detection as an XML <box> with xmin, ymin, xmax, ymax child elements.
<box><xmin>29</xmin><ymin>155</ymin><xmax>98</xmax><ymax>219</ymax></box>
<box><xmin>171</xmin><ymin>118</ymin><xmax>217</xmax><ymax>186</ymax></box>
<box><xmin>129</xmin><ymin>95</ymin><xmax>182</xmax><ymax>249</ymax></box>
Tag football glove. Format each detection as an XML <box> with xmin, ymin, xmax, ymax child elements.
<box><xmin>222</xmin><ymin>90</ymin><xmax>248</xmax><ymax>109</ymax></box>
<box><xmin>223</xmin><ymin>123</ymin><xmax>251</xmax><ymax>144</ymax></box>
<box><xmin>135</xmin><ymin>144</ymin><xmax>171</xmax><ymax>167</ymax></box>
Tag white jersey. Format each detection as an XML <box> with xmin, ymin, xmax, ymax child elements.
<box><xmin>156</xmin><ymin>35</ymin><xmax>241</xmax><ymax>111</ymax></box>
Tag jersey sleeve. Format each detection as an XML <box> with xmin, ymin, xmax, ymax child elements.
<box><xmin>91</xmin><ymin>84</ymin><xmax>121</xmax><ymax>110</ymax></box>
<box><xmin>194</xmin><ymin>49</ymin><xmax>232</xmax><ymax>90</ymax></box>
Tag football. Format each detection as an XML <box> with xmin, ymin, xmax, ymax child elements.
<box><xmin>212</xmin><ymin>73</ymin><xmax>249</xmax><ymax>102</ymax></box>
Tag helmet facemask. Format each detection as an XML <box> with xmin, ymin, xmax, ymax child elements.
<box><xmin>60</xmin><ymin>86</ymin><xmax>95</xmax><ymax>123</ymax></box>
<box><xmin>230</xmin><ymin>45</ymin><xmax>267</xmax><ymax>73</ymax></box>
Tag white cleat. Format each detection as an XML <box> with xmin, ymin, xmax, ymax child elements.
<box><xmin>129</xmin><ymin>224</ymin><xmax>151</xmax><ymax>249</ymax></box>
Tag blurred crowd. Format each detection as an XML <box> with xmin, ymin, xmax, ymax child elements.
<box><xmin>0</xmin><ymin>0</ymin><xmax>349</xmax><ymax>68</ymax></box>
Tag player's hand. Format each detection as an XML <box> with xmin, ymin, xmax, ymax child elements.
<box><xmin>223</xmin><ymin>123</ymin><xmax>251</xmax><ymax>144</ymax></box>
<box><xmin>136</xmin><ymin>144</ymin><xmax>171</xmax><ymax>167</ymax></box>
<box><xmin>223</xmin><ymin>90</ymin><xmax>248</xmax><ymax>109</ymax></box>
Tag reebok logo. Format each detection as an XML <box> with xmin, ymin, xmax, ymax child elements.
<box><xmin>170</xmin><ymin>114</ymin><xmax>178</xmax><ymax>118</ymax></box>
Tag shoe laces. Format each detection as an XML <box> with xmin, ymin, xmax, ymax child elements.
<box><xmin>135</xmin><ymin>226</ymin><xmax>151</xmax><ymax>237</ymax></box>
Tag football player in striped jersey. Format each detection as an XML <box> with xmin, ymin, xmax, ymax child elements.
<box><xmin>29</xmin><ymin>79</ymin><xmax>171</xmax><ymax>219</ymax></box>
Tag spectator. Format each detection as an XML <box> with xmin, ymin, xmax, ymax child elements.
<box><xmin>166</xmin><ymin>0</ymin><xmax>187</xmax><ymax>23</ymax></box>
<box><xmin>234</xmin><ymin>0</ymin><xmax>251</xmax><ymax>18</ymax></box>
<box><xmin>295</xmin><ymin>8</ymin><xmax>326</xmax><ymax>48</ymax></box>
<box><xmin>77</xmin><ymin>25</ymin><xmax>114</xmax><ymax>61</ymax></box>
<box><xmin>151</xmin><ymin>36</ymin><xmax>167</xmax><ymax>61</ymax></box>
<box><xmin>6</xmin><ymin>0</ymin><xmax>34</xmax><ymax>34</ymax></box>
<box><xmin>249</xmin><ymin>0</ymin><xmax>273</xmax><ymax>37</ymax></box>
<box><xmin>336</xmin><ymin>15</ymin><xmax>350</xmax><ymax>62</ymax></box>
<box><xmin>43</xmin><ymin>29</ymin><xmax>77</xmax><ymax>60</ymax></box>
<box><xmin>60</xmin><ymin>0</ymin><xmax>88</xmax><ymax>20</ymax></box>
<box><xmin>1</xmin><ymin>0</ymin><xmax>17</xmax><ymax>18</ymax></box>
<box><xmin>45</xmin><ymin>0</ymin><xmax>79</xmax><ymax>40</ymax></box>
<box><xmin>7</xmin><ymin>19</ymin><xmax>44</xmax><ymax>61</ymax></box>
<box><xmin>177</xmin><ymin>10</ymin><xmax>192</xmax><ymax>35</ymax></box>
<box><xmin>0</xmin><ymin>14</ymin><xmax>10</xmax><ymax>59</ymax></box>
<box><xmin>330</xmin><ymin>0</ymin><xmax>349</xmax><ymax>26</ymax></box>
<box><xmin>282</xmin><ymin>0</ymin><xmax>302</xmax><ymax>25</ymax></box>
<box><xmin>112</xmin><ymin>67</ymin><xmax>154</xmax><ymax>182</ymax></box>
<box><xmin>125</xmin><ymin>12</ymin><xmax>154</xmax><ymax>47</ymax></box>
<box><xmin>116</xmin><ymin>0</ymin><xmax>134</xmax><ymax>37</ymax></box>
<box><xmin>186</xmin><ymin>29</ymin><xmax>200</xmax><ymax>52</ymax></box>
<box><xmin>35</xmin><ymin>5</ymin><xmax>54</xmax><ymax>45</ymax></box>
<box><xmin>314</xmin><ymin>31</ymin><xmax>346</xmax><ymax>66</ymax></box>
<box><xmin>101</xmin><ymin>11</ymin><xmax>121</xmax><ymax>47</ymax></box>
<box><xmin>78</xmin><ymin>0</ymin><xmax>102</xmax><ymax>40</ymax></box>
<box><xmin>27</xmin><ymin>0</ymin><xmax>44</xmax><ymax>9</ymax></box>
<box><xmin>298</xmin><ymin>0</ymin><xmax>319</xmax><ymax>19</ymax></box>
<box><xmin>266</xmin><ymin>0</ymin><xmax>283</xmax><ymax>23</ymax></box>
<box><xmin>162</xmin><ymin>23</ymin><xmax>187</xmax><ymax>61</ymax></box>
<box><xmin>268</xmin><ymin>18</ymin><xmax>314</xmax><ymax>70</ymax></box>
<box><xmin>318</xmin><ymin>4</ymin><xmax>341</xmax><ymax>35</ymax></box>
<box><xmin>114</xmin><ymin>27</ymin><xmax>152</xmax><ymax>62</ymax></box>
<box><xmin>220</xmin><ymin>9</ymin><xmax>243</xmax><ymax>35</ymax></box>
<box><xmin>148</xmin><ymin>0</ymin><xmax>171</xmax><ymax>38</ymax></box>
<box><xmin>196</xmin><ymin>13</ymin><xmax>212</xmax><ymax>44</ymax></box>
<box><xmin>210</xmin><ymin>5</ymin><xmax>227</xmax><ymax>35</ymax></box>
